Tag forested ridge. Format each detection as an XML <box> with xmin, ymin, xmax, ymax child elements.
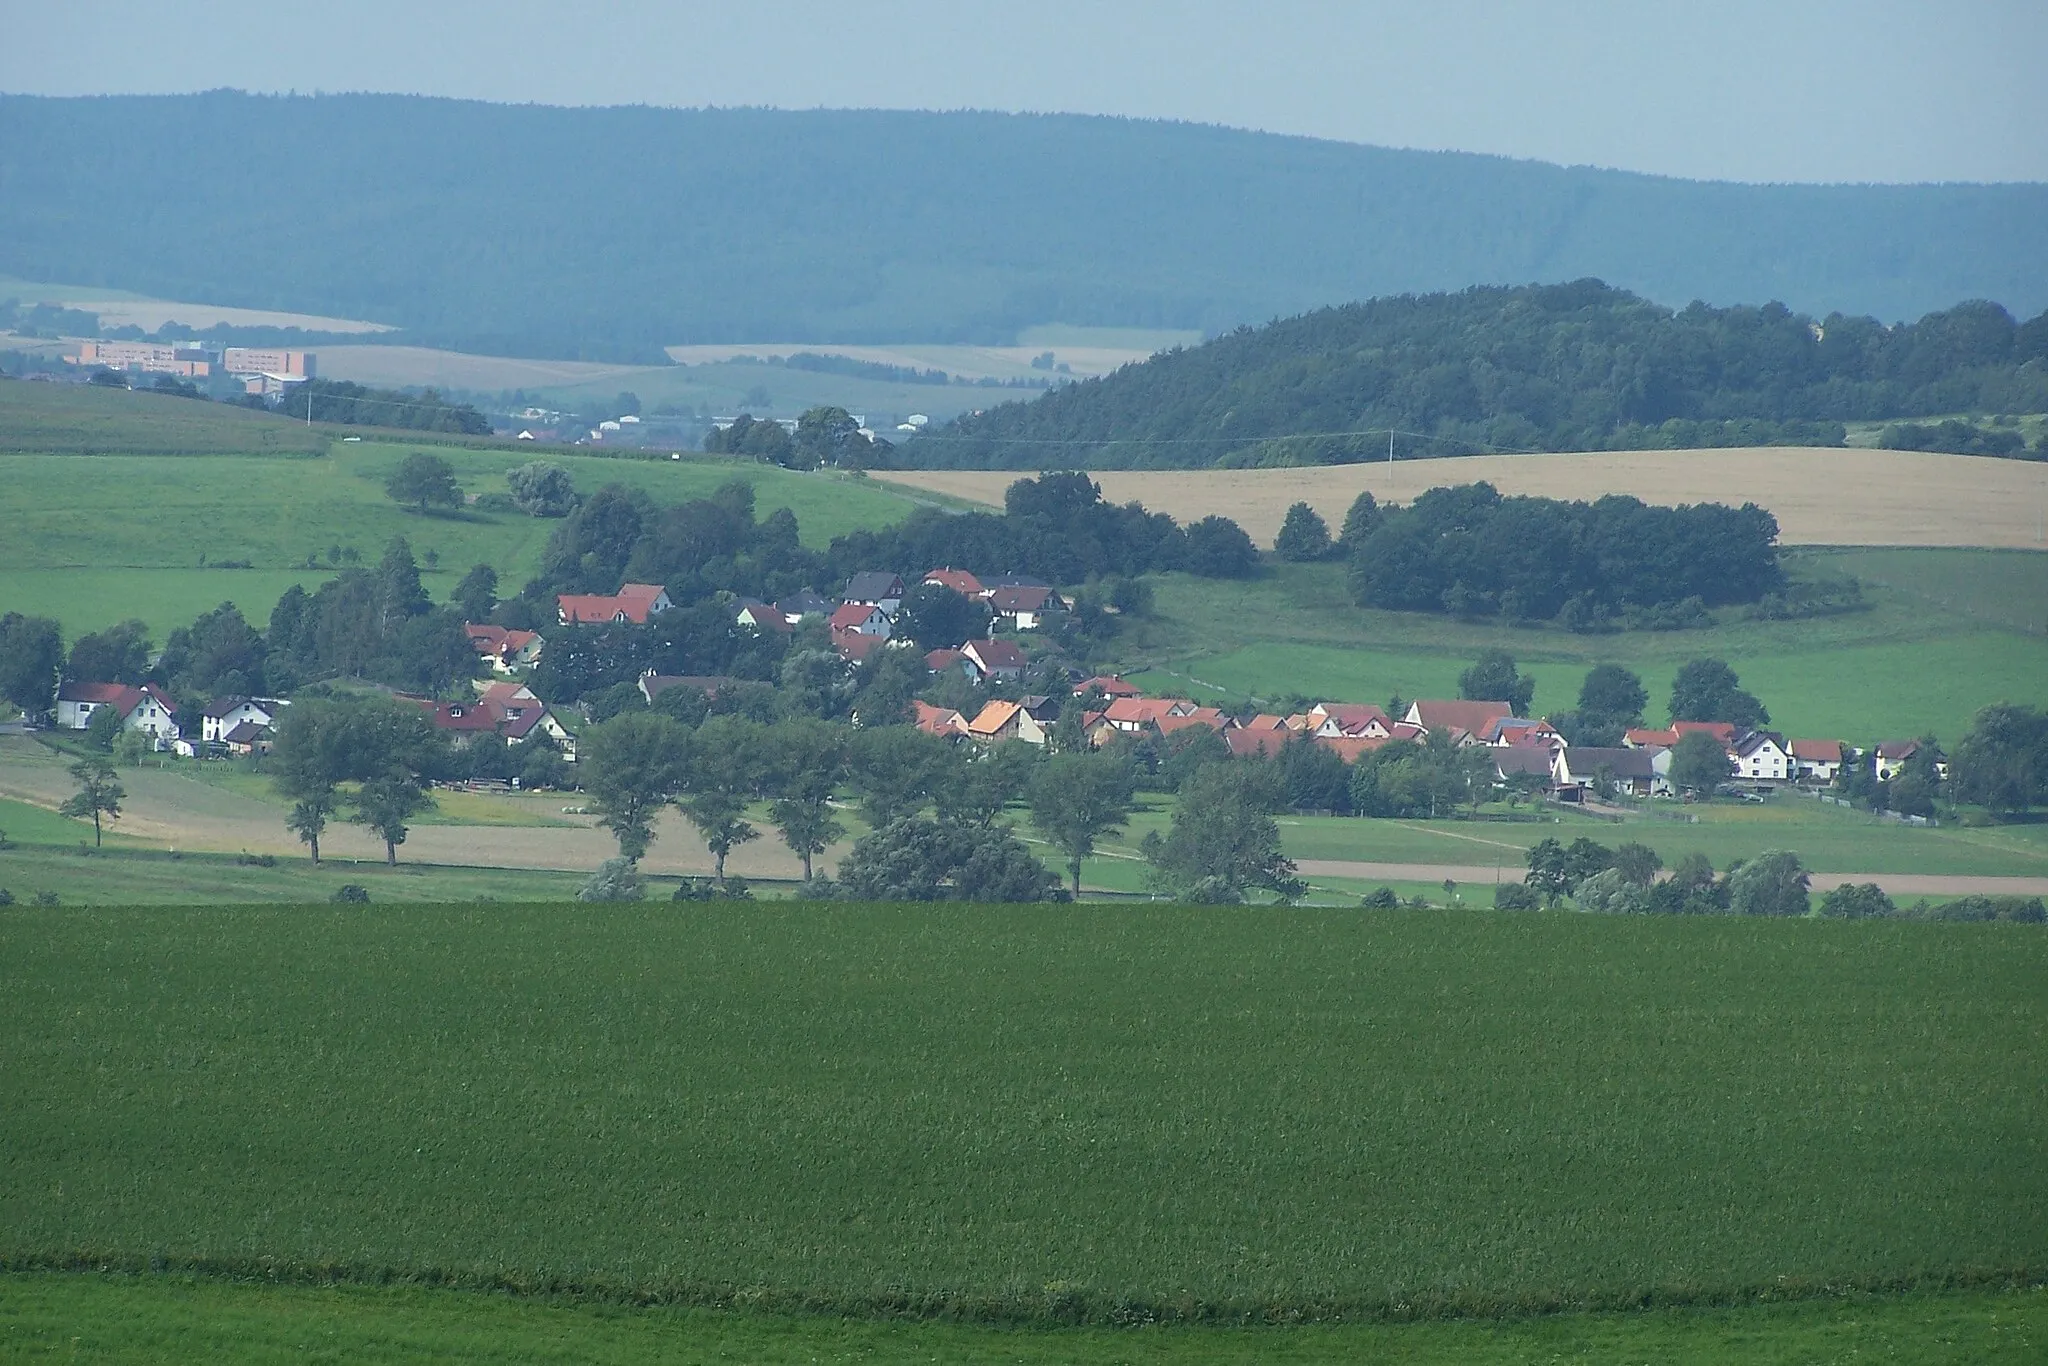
<box><xmin>2</xmin><ymin>93</ymin><xmax>2045</xmax><ymax>359</ymax></box>
<box><xmin>912</xmin><ymin>282</ymin><xmax>2048</xmax><ymax>468</ymax></box>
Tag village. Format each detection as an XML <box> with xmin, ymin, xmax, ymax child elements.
<box><xmin>45</xmin><ymin>560</ymin><xmax>1925</xmax><ymax>814</ymax></box>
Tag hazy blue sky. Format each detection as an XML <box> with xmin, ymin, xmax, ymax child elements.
<box><xmin>5</xmin><ymin>1</ymin><xmax>2041</xmax><ymax>184</ymax></box>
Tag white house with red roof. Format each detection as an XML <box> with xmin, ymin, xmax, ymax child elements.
<box><xmin>56</xmin><ymin>682</ymin><xmax>180</xmax><ymax>742</ymax></box>
<box><xmin>960</xmin><ymin>638</ymin><xmax>1027</xmax><ymax>684</ymax></box>
<box><xmin>828</xmin><ymin>602</ymin><xmax>892</xmax><ymax>638</ymax></box>
<box><xmin>1730</xmin><ymin>730</ymin><xmax>1791</xmax><ymax>782</ymax></box>
<box><xmin>464</xmin><ymin>624</ymin><xmax>544</xmax><ymax>674</ymax></box>
<box><xmin>1075</xmin><ymin>675</ymin><xmax>1142</xmax><ymax>699</ymax></box>
<box><xmin>985</xmin><ymin>584</ymin><xmax>1065</xmax><ymax>630</ymax></box>
<box><xmin>201</xmin><ymin>695</ymin><xmax>288</xmax><ymax>744</ymax></box>
<box><xmin>1403</xmin><ymin>699</ymin><xmax>1514</xmax><ymax>742</ymax></box>
<box><xmin>1789</xmin><ymin>739</ymin><xmax>1845</xmax><ymax>783</ymax></box>
<box><xmin>1306</xmin><ymin>702</ymin><xmax>1392</xmax><ymax>740</ymax></box>
<box><xmin>555</xmin><ymin>583</ymin><xmax>673</xmax><ymax>625</ymax></box>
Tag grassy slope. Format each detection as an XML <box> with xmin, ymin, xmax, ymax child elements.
<box><xmin>3</xmin><ymin>906</ymin><xmax>2041</xmax><ymax>1321</ymax></box>
<box><xmin>0</xmin><ymin>435</ymin><xmax>917</xmax><ymax>637</ymax></box>
<box><xmin>0</xmin><ymin>379</ymin><xmax>330</xmax><ymax>455</ymax></box>
<box><xmin>1</xmin><ymin>1277</ymin><xmax>2039</xmax><ymax>1366</ymax></box>
<box><xmin>1119</xmin><ymin>551</ymin><xmax>2048</xmax><ymax>741</ymax></box>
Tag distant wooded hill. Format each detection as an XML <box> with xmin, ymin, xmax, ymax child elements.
<box><xmin>908</xmin><ymin>282</ymin><xmax>2048</xmax><ymax>468</ymax></box>
<box><xmin>2</xmin><ymin>93</ymin><xmax>2045</xmax><ymax>362</ymax></box>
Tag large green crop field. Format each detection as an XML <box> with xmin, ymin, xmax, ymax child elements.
<box><xmin>4</xmin><ymin>906</ymin><xmax>2042</xmax><ymax>1327</ymax></box>
<box><xmin>1121</xmin><ymin>552</ymin><xmax>2048</xmax><ymax>742</ymax></box>
<box><xmin>3</xmin><ymin>1275</ymin><xmax>2040</xmax><ymax>1364</ymax></box>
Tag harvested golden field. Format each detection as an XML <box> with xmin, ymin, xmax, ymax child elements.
<box><xmin>875</xmin><ymin>448</ymin><xmax>2048</xmax><ymax>549</ymax></box>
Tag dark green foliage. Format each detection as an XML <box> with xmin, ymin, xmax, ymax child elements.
<box><xmin>1670</xmin><ymin>659</ymin><xmax>1770</xmax><ymax>727</ymax></box>
<box><xmin>1950</xmin><ymin>703</ymin><xmax>2048</xmax><ymax>815</ymax></box>
<box><xmin>1337</xmin><ymin>491</ymin><xmax>1383</xmax><ymax>550</ymax></box>
<box><xmin>1273</xmin><ymin>502</ymin><xmax>1333</xmax><ymax>561</ymax></box>
<box><xmin>1491</xmin><ymin>882</ymin><xmax>1539</xmax><ymax>911</ymax></box>
<box><xmin>1878</xmin><ymin>741</ymin><xmax>1944</xmax><ymax>819</ymax></box>
<box><xmin>58</xmin><ymin>756</ymin><xmax>123</xmax><ymax>846</ymax></box>
<box><xmin>1909</xmin><ymin>894</ymin><xmax>2046</xmax><ymax>923</ymax></box>
<box><xmin>1457</xmin><ymin>649</ymin><xmax>1535</xmax><ymax>715</ymax></box>
<box><xmin>266</xmin><ymin>541</ymin><xmax>473</xmax><ymax>694</ymax></box>
<box><xmin>328</xmin><ymin>884</ymin><xmax>370</xmax><ymax>903</ymax></box>
<box><xmin>1552</xmin><ymin>664</ymin><xmax>1649</xmax><ymax>747</ymax></box>
<box><xmin>921</xmin><ymin>284</ymin><xmax>2048</xmax><ymax>468</ymax></box>
<box><xmin>384</xmin><ymin>452</ymin><xmax>463</xmax><ymax>513</ymax></box>
<box><xmin>269</xmin><ymin>694</ymin><xmax>450</xmax><ymax>865</ymax></box>
<box><xmin>451</xmin><ymin>563</ymin><xmax>498</xmax><ymax>621</ymax></box>
<box><xmin>1278</xmin><ymin>730</ymin><xmax>1351</xmax><ymax>812</ymax></box>
<box><xmin>896</xmin><ymin>582</ymin><xmax>991</xmax><ymax>649</ymax></box>
<box><xmin>1613</xmin><ymin>842</ymin><xmax>1664</xmax><ymax>887</ymax></box>
<box><xmin>156</xmin><ymin>602</ymin><xmax>268</xmax><ymax>699</ymax></box>
<box><xmin>82</xmin><ymin>706</ymin><xmax>122</xmax><ymax>753</ymax></box>
<box><xmin>1669</xmin><ymin>731</ymin><xmax>1736</xmax><ymax>795</ymax></box>
<box><xmin>349</xmin><ymin>777</ymin><xmax>428</xmax><ymax>867</ymax></box>
<box><xmin>283</xmin><ymin>380</ymin><xmax>488</xmax><ymax>435</ymax></box>
<box><xmin>578</xmin><ymin>712</ymin><xmax>690</xmax><ymax>861</ymax></box>
<box><xmin>1728</xmin><ymin>851</ymin><xmax>1811</xmax><ymax>917</ymax></box>
<box><xmin>505</xmin><ymin>461</ymin><xmax>577</xmax><ymax>517</ymax></box>
<box><xmin>1880</xmin><ymin>419</ymin><xmax>2031</xmax><ymax>457</ymax></box>
<box><xmin>834</xmin><ymin>819</ymin><xmax>1059</xmax><ymax>902</ymax></box>
<box><xmin>1348</xmin><ymin>736</ymin><xmax>1496</xmax><ymax>818</ymax></box>
<box><xmin>1819</xmin><ymin>883</ymin><xmax>1896</xmax><ymax>919</ymax></box>
<box><xmin>1179</xmin><ymin>517</ymin><xmax>1259</xmax><ymax>578</ymax></box>
<box><xmin>1349</xmin><ymin>483</ymin><xmax>1782</xmax><ymax>622</ymax></box>
<box><xmin>1027</xmin><ymin>752</ymin><xmax>1136</xmax><ymax>897</ymax></box>
<box><xmin>701</xmin><ymin>414</ymin><xmax>795</xmax><ymax>463</ymax></box>
<box><xmin>0</xmin><ymin>613</ymin><xmax>63</xmax><ymax>716</ymax></box>
<box><xmin>64</xmin><ymin>619</ymin><xmax>151</xmax><ymax>684</ymax></box>
<box><xmin>1142</xmin><ymin>762</ymin><xmax>1302</xmax><ymax>902</ymax></box>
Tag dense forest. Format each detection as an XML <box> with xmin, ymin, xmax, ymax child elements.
<box><xmin>911</xmin><ymin>283</ymin><xmax>2048</xmax><ymax>468</ymax></box>
<box><xmin>3</xmin><ymin>94</ymin><xmax>2045</xmax><ymax>359</ymax></box>
<box><xmin>1344</xmin><ymin>483</ymin><xmax>1783</xmax><ymax>627</ymax></box>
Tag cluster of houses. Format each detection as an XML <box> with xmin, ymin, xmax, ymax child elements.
<box><xmin>901</xmin><ymin>681</ymin><xmax>1886</xmax><ymax>803</ymax></box>
<box><xmin>540</xmin><ymin>568</ymin><xmax>1062</xmax><ymax>679</ymax></box>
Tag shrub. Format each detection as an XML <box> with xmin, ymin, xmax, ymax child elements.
<box><xmin>0</xmin><ymin>888</ymin><xmax>14</xmax><ymax>906</ymax></box>
<box><xmin>1492</xmin><ymin>882</ymin><xmax>1538</xmax><ymax>911</ymax></box>
<box><xmin>1727</xmin><ymin>851</ymin><xmax>1810</xmax><ymax>917</ymax></box>
<box><xmin>1574</xmin><ymin>867</ymin><xmax>1650</xmax><ymax>915</ymax></box>
<box><xmin>1912</xmin><ymin>894</ymin><xmax>2047</xmax><ymax>923</ymax></box>
<box><xmin>1818</xmin><ymin>883</ymin><xmax>1896</xmax><ymax>919</ymax></box>
<box><xmin>1360</xmin><ymin>887</ymin><xmax>1400</xmax><ymax>910</ymax></box>
<box><xmin>32</xmin><ymin>890</ymin><xmax>59</xmax><ymax>907</ymax></box>
<box><xmin>578</xmin><ymin>857</ymin><xmax>647</xmax><ymax>903</ymax></box>
<box><xmin>331</xmin><ymin>884</ymin><xmax>371</xmax><ymax>904</ymax></box>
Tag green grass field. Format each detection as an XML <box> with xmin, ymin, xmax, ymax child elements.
<box><xmin>0</xmin><ymin>379</ymin><xmax>330</xmax><ymax>455</ymax></box>
<box><xmin>4</xmin><ymin>906</ymin><xmax>2041</xmax><ymax>1325</ymax></box>
<box><xmin>2</xmin><ymin>1276</ymin><xmax>2039</xmax><ymax>1365</ymax></box>
<box><xmin>0</xmin><ymin>436</ymin><xmax>918</xmax><ymax>637</ymax></box>
<box><xmin>0</xmin><ymin>845</ymin><xmax>596</xmax><ymax>906</ymax></box>
<box><xmin>1121</xmin><ymin>552</ymin><xmax>2048</xmax><ymax>742</ymax></box>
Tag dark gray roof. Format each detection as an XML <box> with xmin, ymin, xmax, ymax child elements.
<box><xmin>842</xmin><ymin>571</ymin><xmax>904</xmax><ymax>602</ymax></box>
<box><xmin>1566</xmin><ymin>747</ymin><xmax>1659</xmax><ymax>779</ymax></box>
<box><xmin>1491</xmin><ymin>747</ymin><xmax>1555</xmax><ymax>777</ymax></box>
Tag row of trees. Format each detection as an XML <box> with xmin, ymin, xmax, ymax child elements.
<box><xmin>1343</xmin><ymin>482</ymin><xmax>1784</xmax><ymax>623</ymax></box>
<box><xmin>701</xmin><ymin>407</ymin><xmax>893</xmax><ymax>470</ymax></box>
<box><xmin>566</xmin><ymin>711</ymin><xmax>1304</xmax><ymax>903</ymax></box>
<box><xmin>918</xmin><ymin>283</ymin><xmax>2048</xmax><ymax>469</ymax></box>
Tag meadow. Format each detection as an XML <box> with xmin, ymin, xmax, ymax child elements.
<box><xmin>0</xmin><ymin>379</ymin><xmax>329</xmax><ymax>455</ymax></box>
<box><xmin>2</xmin><ymin>1275</ymin><xmax>2039</xmax><ymax>1365</ymax></box>
<box><xmin>1119</xmin><ymin>553</ymin><xmax>2048</xmax><ymax>742</ymax></box>
<box><xmin>0</xmin><ymin>433</ymin><xmax>919</xmax><ymax>636</ymax></box>
<box><xmin>3</xmin><ymin>905</ymin><xmax>2042</xmax><ymax>1325</ymax></box>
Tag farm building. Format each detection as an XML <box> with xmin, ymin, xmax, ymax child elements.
<box><xmin>56</xmin><ymin>682</ymin><xmax>180</xmax><ymax>743</ymax></box>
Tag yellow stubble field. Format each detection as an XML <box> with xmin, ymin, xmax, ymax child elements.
<box><xmin>874</xmin><ymin>447</ymin><xmax>2048</xmax><ymax>549</ymax></box>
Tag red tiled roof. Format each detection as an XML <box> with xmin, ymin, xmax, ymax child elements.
<box><xmin>1672</xmin><ymin>721</ymin><xmax>1738</xmax><ymax>744</ymax></box>
<box><xmin>1157</xmin><ymin>713</ymin><xmax>1226</xmax><ymax>736</ymax></box>
<box><xmin>923</xmin><ymin>567</ymin><xmax>985</xmax><ymax>596</ymax></box>
<box><xmin>924</xmin><ymin>647</ymin><xmax>966</xmax><ymax>672</ymax></box>
<box><xmin>1316</xmin><ymin>736</ymin><xmax>1387</xmax><ymax>763</ymax></box>
<box><xmin>1226</xmin><ymin>728</ymin><xmax>1289</xmax><ymax>758</ymax></box>
<box><xmin>1076</xmin><ymin>675</ymin><xmax>1141</xmax><ymax>698</ymax></box>
<box><xmin>832</xmin><ymin>629</ymin><xmax>885</xmax><ymax>663</ymax></box>
<box><xmin>1790</xmin><ymin>739</ymin><xmax>1843</xmax><ymax>762</ymax></box>
<box><xmin>1104</xmin><ymin>697</ymin><xmax>1180</xmax><ymax>725</ymax></box>
<box><xmin>1625</xmin><ymin>727</ymin><xmax>1680</xmax><ymax>748</ymax></box>
<box><xmin>966</xmin><ymin>700</ymin><xmax>1023</xmax><ymax>738</ymax></box>
<box><xmin>987</xmin><ymin>585</ymin><xmax>1054</xmax><ymax>613</ymax></box>
<box><xmin>912</xmin><ymin>701</ymin><xmax>968</xmax><ymax>738</ymax></box>
<box><xmin>829</xmin><ymin>602</ymin><xmax>880</xmax><ymax>632</ymax></box>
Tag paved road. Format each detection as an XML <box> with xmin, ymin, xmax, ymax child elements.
<box><xmin>1294</xmin><ymin>860</ymin><xmax>2048</xmax><ymax>898</ymax></box>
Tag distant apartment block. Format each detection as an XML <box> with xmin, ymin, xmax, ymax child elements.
<box><xmin>66</xmin><ymin>340</ymin><xmax>212</xmax><ymax>377</ymax></box>
<box><xmin>65</xmin><ymin>341</ymin><xmax>319</xmax><ymax>381</ymax></box>
<box><xmin>222</xmin><ymin>347</ymin><xmax>317</xmax><ymax>377</ymax></box>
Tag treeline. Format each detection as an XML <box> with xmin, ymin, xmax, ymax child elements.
<box><xmin>241</xmin><ymin>379</ymin><xmax>489</xmax><ymax>435</ymax></box>
<box><xmin>912</xmin><ymin>282</ymin><xmax>2048</xmax><ymax>469</ymax></box>
<box><xmin>1879</xmin><ymin>418</ymin><xmax>2045</xmax><ymax>458</ymax></box>
<box><xmin>700</xmin><ymin>407</ymin><xmax>892</xmax><ymax>469</ymax></box>
<box><xmin>1340</xmin><ymin>482</ymin><xmax>1783</xmax><ymax>623</ymax></box>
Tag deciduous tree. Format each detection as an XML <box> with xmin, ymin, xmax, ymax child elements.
<box><xmin>1028</xmin><ymin>751</ymin><xmax>1135</xmax><ymax>896</ymax></box>
<box><xmin>60</xmin><ymin>756</ymin><xmax>124</xmax><ymax>846</ymax></box>
<box><xmin>385</xmin><ymin>452</ymin><xmax>463</xmax><ymax>513</ymax></box>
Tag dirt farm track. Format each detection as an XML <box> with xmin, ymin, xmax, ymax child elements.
<box><xmin>875</xmin><ymin>447</ymin><xmax>2048</xmax><ymax>550</ymax></box>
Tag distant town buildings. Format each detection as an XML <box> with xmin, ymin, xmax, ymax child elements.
<box><xmin>65</xmin><ymin>341</ymin><xmax>317</xmax><ymax>388</ymax></box>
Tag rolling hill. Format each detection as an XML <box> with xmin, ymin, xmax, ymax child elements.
<box><xmin>2</xmin><ymin>93</ymin><xmax>2045</xmax><ymax>359</ymax></box>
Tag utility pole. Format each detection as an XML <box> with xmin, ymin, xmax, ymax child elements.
<box><xmin>1387</xmin><ymin>429</ymin><xmax>1395</xmax><ymax>463</ymax></box>
<box><xmin>306</xmin><ymin>385</ymin><xmax>313</xmax><ymax>426</ymax></box>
